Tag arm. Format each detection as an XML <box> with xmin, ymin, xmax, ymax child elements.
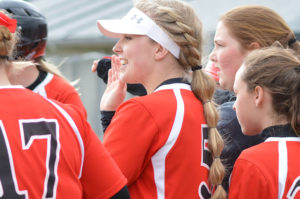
<box><xmin>100</xmin><ymin>110</ymin><xmax>115</xmax><ymax>133</ymax></box>
<box><xmin>57</xmin><ymin>102</ymin><xmax>128</xmax><ymax>199</ymax></box>
<box><xmin>99</xmin><ymin>55</ymin><xmax>127</xmax><ymax>111</ymax></box>
<box><xmin>81</xmin><ymin>121</ymin><xmax>128</xmax><ymax>199</ymax></box>
<box><xmin>110</xmin><ymin>186</ymin><xmax>130</xmax><ymax>199</ymax></box>
<box><xmin>103</xmin><ymin>99</ymin><xmax>158</xmax><ymax>185</ymax></box>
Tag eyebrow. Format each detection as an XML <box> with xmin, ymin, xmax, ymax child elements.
<box><xmin>214</xmin><ymin>39</ymin><xmax>225</xmax><ymax>45</ymax></box>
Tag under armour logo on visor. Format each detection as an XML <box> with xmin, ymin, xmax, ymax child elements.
<box><xmin>131</xmin><ymin>14</ymin><xmax>143</xmax><ymax>24</ymax></box>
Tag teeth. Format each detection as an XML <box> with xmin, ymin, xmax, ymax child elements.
<box><xmin>120</xmin><ymin>58</ymin><xmax>128</xmax><ymax>65</ymax></box>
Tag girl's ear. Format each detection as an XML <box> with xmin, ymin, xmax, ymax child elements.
<box><xmin>254</xmin><ymin>85</ymin><xmax>264</xmax><ymax>107</ymax></box>
<box><xmin>248</xmin><ymin>42</ymin><xmax>261</xmax><ymax>50</ymax></box>
<box><xmin>154</xmin><ymin>43</ymin><xmax>168</xmax><ymax>61</ymax></box>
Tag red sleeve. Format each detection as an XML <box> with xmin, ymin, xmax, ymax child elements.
<box><xmin>228</xmin><ymin>158</ymin><xmax>275</xmax><ymax>199</ymax></box>
<box><xmin>47</xmin><ymin>76</ymin><xmax>87</xmax><ymax>118</ymax></box>
<box><xmin>62</xmin><ymin>104</ymin><xmax>127</xmax><ymax>199</ymax></box>
<box><xmin>103</xmin><ymin>99</ymin><xmax>159</xmax><ymax>185</ymax></box>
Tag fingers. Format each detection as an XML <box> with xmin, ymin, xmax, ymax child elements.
<box><xmin>111</xmin><ymin>55</ymin><xmax>122</xmax><ymax>80</ymax></box>
<box><xmin>107</xmin><ymin>68</ymin><xmax>113</xmax><ymax>85</ymax></box>
<box><xmin>111</xmin><ymin>55</ymin><xmax>121</xmax><ymax>73</ymax></box>
<box><xmin>105</xmin><ymin>55</ymin><xmax>125</xmax><ymax>87</ymax></box>
<box><xmin>91</xmin><ymin>59</ymin><xmax>99</xmax><ymax>72</ymax></box>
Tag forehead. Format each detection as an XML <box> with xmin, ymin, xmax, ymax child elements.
<box><xmin>214</xmin><ymin>21</ymin><xmax>239</xmax><ymax>43</ymax></box>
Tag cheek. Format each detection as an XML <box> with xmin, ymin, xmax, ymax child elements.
<box><xmin>234</xmin><ymin>98</ymin><xmax>241</xmax><ymax>116</ymax></box>
<box><xmin>218</xmin><ymin>47</ymin><xmax>244</xmax><ymax>72</ymax></box>
<box><xmin>235</xmin><ymin>97</ymin><xmax>247</xmax><ymax>124</ymax></box>
<box><xmin>235</xmin><ymin>96</ymin><xmax>257</xmax><ymax>135</ymax></box>
<box><xmin>127</xmin><ymin>45</ymin><xmax>151</xmax><ymax>64</ymax></box>
<box><xmin>235</xmin><ymin>100</ymin><xmax>249</xmax><ymax>133</ymax></box>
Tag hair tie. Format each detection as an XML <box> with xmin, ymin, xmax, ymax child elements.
<box><xmin>288</xmin><ymin>38</ymin><xmax>297</xmax><ymax>46</ymax></box>
<box><xmin>192</xmin><ymin>65</ymin><xmax>202</xmax><ymax>71</ymax></box>
<box><xmin>214</xmin><ymin>156</ymin><xmax>220</xmax><ymax>159</ymax></box>
<box><xmin>203</xmin><ymin>100</ymin><xmax>211</xmax><ymax>104</ymax></box>
<box><xmin>0</xmin><ymin>55</ymin><xmax>9</xmax><ymax>60</ymax></box>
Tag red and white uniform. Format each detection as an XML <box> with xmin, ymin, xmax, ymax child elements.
<box><xmin>104</xmin><ymin>80</ymin><xmax>212</xmax><ymax>199</ymax></box>
<box><xmin>229</xmin><ymin>136</ymin><xmax>300</xmax><ymax>199</ymax></box>
<box><xmin>0</xmin><ymin>86</ymin><xmax>126</xmax><ymax>199</ymax></box>
<box><xmin>32</xmin><ymin>72</ymin><xmax>87</xmax><ymax>118</ymax></box>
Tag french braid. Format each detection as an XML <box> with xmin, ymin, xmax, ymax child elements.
<box><xmin>137</xmin><ymin>1</ymin><xmax>226</xmax><ymax>198</ymax></box>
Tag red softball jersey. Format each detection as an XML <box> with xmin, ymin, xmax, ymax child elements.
<box><xmin>104</xmin><ymin>82</ymin><xmax>213</xmax><ymax>199</ymax></box>
<box><xmin>229</xmin><ymin>137</ymin><xmax>300</xmax><ymax>199</ymax></box>
<box><xmin>0</xmin><ymin>86</ymin><xmax>126</xmax><ymax>199</ymax></box>
<box><xmin>32</xmin><ymin>72</ymin><xmax>87</xmax><ymax>118</ymax></box>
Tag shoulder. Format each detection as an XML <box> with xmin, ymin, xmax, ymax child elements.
<box><xmin>49</xmin><ymin>99</ymin><xmax>86</xmax><ymax>125</ymax></box>
<box><xmin>121</xmin><ymin>91</ymin><xmax>177</xmax><ymax>112</ymax></box>
<box><xmin>229</xmin><ymin>142</ymin><xmax>279</xmax><ymax>195</ymax></box>
<box><xmin>45</xmin><ymin>75</ymin><xmax>86</xmax><ymax>114</ymax></box>
<box><xmin>237</xmin><ymin>142</ymin><xmax>278</xmax><ymax>173</ymax></box>
<box><xmin>229</xmin><ymin>153</ymin><xmax>276</xmax><ymax>198</ymax></box>
<box><xmin>131</xmin><ymin>87</ymin><xmax>195</xmax><ymax>108</ymax></box>
<box><xmin>115</xmin><ymin>96</ymin><xmax>158</xmax><ymax>124</ymax></box>
<box><xmin>120</xmin><ymin>89</ymin><xmax>189</xmax><ymax>119</ymax></box>
<box><xmin>49</xmin><ymin>75</ymin><xmax>76</xmax><ymax>89</ymax></box>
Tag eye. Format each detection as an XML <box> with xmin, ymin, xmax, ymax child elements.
<box><xmin>216</xmin><ymin>42</ymin><xmax>224</xmax><ymax>47</ymax></box>
<box><xmin>214</xmin><ymin>40</ymin><xmax>224</xmax><ymax>47</ymax></box>
<box><xmin>124</xmin><ymin>35</ymin><xmax>132</xmax><ymax>40</ymax></box>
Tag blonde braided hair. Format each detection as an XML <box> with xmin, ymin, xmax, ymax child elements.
<box><xmin>136</xmin><ymin>0</ymin><xmax>226</xmax><ymax>198</ymax></box>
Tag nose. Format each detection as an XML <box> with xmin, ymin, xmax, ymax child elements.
<box><xmin>112</xmin><ymin>40</ymin><xmax>122</xmax><ymax>54</ymax></box>
<box><xmin>209</xmin><ymin>48</ymin><xmax>217</xmax><ymax>63</ymax></box>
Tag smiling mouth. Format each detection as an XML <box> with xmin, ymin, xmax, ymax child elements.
<box><xmin>120</xmin><ymin>58</ymin><xmax>128</xmax><ymax>65</ymax></box>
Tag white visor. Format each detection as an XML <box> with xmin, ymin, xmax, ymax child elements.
<box><xmin>97</xmin><ymin>8</ymin><xmax>180</xmax><ymax>59</ymax></box>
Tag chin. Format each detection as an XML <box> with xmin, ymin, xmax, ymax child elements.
<box><xmin>242</xmin><ymin>128</ymin><xmax>260</xmax><ymax>136</ymax></box>
<box><xmin>219</xmin><ymin>82</ymin><xmax>230</xmax><ymax>91</ymax></box>
<box><xmin>218</xmin><ymin>78</ymin><xmax>227</xmax><ymax>89</ymax></box>
<box><xmin>120</xmin><ymin>74</ymin><xmax>135</xmax><ymax>84</ymax></box>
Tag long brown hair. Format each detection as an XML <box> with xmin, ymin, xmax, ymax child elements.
<box><xmin>242</xmin><ymin>46</ymin><xmax>300</xmax><ymax>134</ymax></box>
<box><xmin>221</xmin><ymin>5</ymin><xmax>300</xmax><ymax>52</ymax></box>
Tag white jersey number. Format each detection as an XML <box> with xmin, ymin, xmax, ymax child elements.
<box><xmin>0</xmin><ymin>119</ymin><xmax>60</xmax><ymax>199</ymax></box>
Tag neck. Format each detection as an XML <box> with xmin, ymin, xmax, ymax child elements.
<box><xmin>7</xmin><ymin>61</ymin><xmax>39</xmax><ymax>87</ymax></box>
<box><xmin>259</xmin><ymin>90</ymin><xmax>289</xmax><ymax>131</ymax></box>
<box><xmin>0</xmin><ymin>63</ymin><xmax>12</xmax><ymax>86</ymax></box>
<box><xmin>262</xmin><ymin>114</ymin><xmax>288</xmax><ymax>130</ymax></box>
<box><xmin>143</xmin><ymin>59</ymin><xmax>185</xmax><ymax>94</ymax></box>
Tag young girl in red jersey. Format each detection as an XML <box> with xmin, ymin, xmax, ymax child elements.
<box><xmin>229</xmin><ymin>46</ymin><xmax>300</xmax><ymax>198</ymax></box>
<box><xmin>0</xmin><ymin>0</ymin><xmax>87</xmax><ymax>117</ymax></box>
<box><xmin>209</xmin><ymin>5</ymin><xmax>300</xmax><ymax>191</ymax></box>
<box><xmin>96</xmin><ymin>0</ymin><xmax>226</xmax><ymax>198</ymax></box>
<box><xmin>0</xmin><ymin>11</ymin><xmax>129</xmax><ymax>199</ymax></box>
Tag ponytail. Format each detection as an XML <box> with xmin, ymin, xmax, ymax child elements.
<box><xmin>191</xmin><ymin>70</ymin><xmax>226</xmax><ymax>199</ymax></box>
